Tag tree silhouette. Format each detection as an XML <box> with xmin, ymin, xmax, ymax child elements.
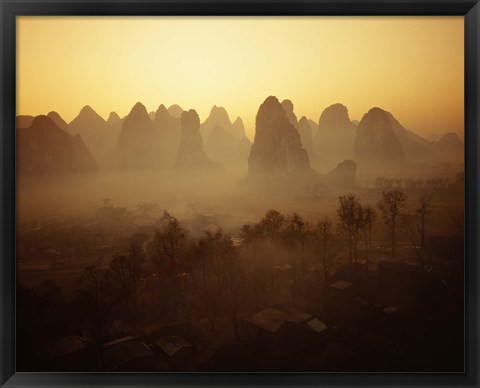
<box><xmin>252</xmin><ymin>209</ymin><xmax>287</xmax><ymax>289</ymax></box>
<box><xmin>220</xmin><ymin>239</ymin><xmax>242</xmax><ymax>338</ymax></box>
<box><xmin>362</xmin><ymin>205</ymin><xmax>376</xmax><ymax>269</ymax></box>
<box><xmin>415</xmin><ymin>194</ymin><xmax>432</xmax><ymax>273</ymax></box>
<box><xmin>109</xmin><ymin>255</ymin><xmax>131</xmax><ymax>292</ymax></box>
<box><xmin>153</xmin><ymin>211</ymin><xmax>187</xmax><ymax>269</ymax></box>
<box><xmin>76</xmin><ymin>264</ymin><xmax>119</xmax><ymax>370</ymax></box>
<box><xmin>240</xmin><ymin>223</ymin><xmax>267</xmax><ymax>310</ymax></box>
<box><xmin>258</xmin><ymin>209</ymin><xmax>287</xmax><ymax>240</ymax></box>
<box><xmin>128</xmin><ymin>239</ymin><xmax>145</xmax><ymax>310</ymax></box>
<box><xmin>287</xmin><ymin>212</ymin><xmax>310</xmax><ymax>277</ymax></box>
<box><xmin>196</xmin><ymin>230</ymin><xmax>230</xmax><ymax>332</ymax></box>
<box><xmin>315</xmin><ymin>216</ymin><xmax>334</xmax><ymax>281</ymax></box>
<box><xmin>378</xmin><ymin>189</ymin><xmax>407</xmax><ymax>259</ymax></box>
<box><xmin>337</xmin><ymin>194</ymin><xmax>364</xmax><ymax>270</ymax></box>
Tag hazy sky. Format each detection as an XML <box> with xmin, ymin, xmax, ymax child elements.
<box><xmin>17</xmin><ymin>16</ymin><xmax>463</xmax><ymax>140</ymax></box>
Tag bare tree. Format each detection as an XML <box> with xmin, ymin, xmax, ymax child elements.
<box><xmin>378</xmin><ymin>189</ymin><xmax>407</xmax><ymax>259</ymax></box>
<box><xmin>177</xmin><ymin>272</ymin><xmax>191</xmax><ymax>335</ymax></box>
<box><xmin>288</xmin><ymin>213</ymin><xmax>310</xmax><ymax>277</ymax></box>
<box><xmin>337</xmin><ymin>194</ymin><xmax>364</xmax><ymax>271</ymax></box>
<box><xmin>254</xmin><ymin>209</ymin><xmax>287</xmax><ymax>289</ymax></box>
<box><xmin>362</xmin><ymin>205</ymin><xmax>377</xmax><ymax>269</ymax></box>
<box><xmin>128</xmin><ymin>240</ymin><xmax>145</xmax><ymax>310</ymax></box>
<box><xmin>240</xmin><ymin>224</ymin><xmax>266</xmax><ymax>311</ymax></box>
<box><xmin>108</xmin><ymin>240</ymin><xmax>145</xmax><ymax>311</ymax></box>
<box><xmin>153</xmin><ymin>211</ymin><xmax>187</xmax><ymax>269</ymax></box>
<box><xmin>258</xmin><ymin>209</ymin><xmax>287</xmax><ymax>239</ymax></box>
<box><xmin>109</xmin><ymin>255</ymin><xmax>130</xmax><ymax>292</ymax></box>
<box><xmin>373</xmin><ymin>176</ymin><xmax>394</xmax><ymax>191</ymax></box>
<box><xmin>416</xmin><ymin>194</ymin><xmax>432</xmax><ymax>273</ymax></box>
<box><xmin>196</xmin><ymin>230</ymin><xmax>229</xmax><ymax>332</ymax></box>
<box><xmin>316</xmin><ymin>216</ymin><xmax>334</xmax><ymax>281</ymax></box>
<box><xmin>76</xmin><ymin>265</ymin><xmax>118</xmax><ymax>370</ymax></box>
<box><xmin>222</xmin><ymin>245</ymin><xmax>243</xmax><ymax>339</ymax></box>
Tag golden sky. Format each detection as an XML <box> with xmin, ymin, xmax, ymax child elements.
<box><xmin>17</xmin><ymin>16</ymin><xmax>463</xmax><ymax>140</ymax></box>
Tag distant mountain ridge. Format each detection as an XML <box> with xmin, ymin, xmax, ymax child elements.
<box><xmin>111</xmin><ymin>102</ymin><xmax>158</xmax><ymax>169</ymax></box>
<box><xmin>17</xmin><ymin>115</ymin><xmax>97</xmax><ymax>175</ymax></box>
<box><xmin>201</xmin><ymin>105</ymin><xmax>248</xmax><ymax>140</ymax></box>
<box><xmin>16</xmin><ymin>98</ymin><xmax>463</xmax><ymax>179</ymax></box>
<box><xmin>248</xmin><ymin>96</ymin><xmax>313</xmax><ymax>178</ymax></box>
<box><xmin>47</xmin><ymin>111</ymin><xmax>69</xmax><ymax>131</ymax></box>
<box><xmin>68</xmin><ymin>105</ymin><xmax>120</xmax><ymax>163</ymax></box>
<box><xmin>205</xmin><ymin>125</ymin><xmax>251</xmax><ymax>173</ymax></box>
<box><xmin>175</xmin><ymin>109</ymin><xmax>221</xmax><ymax>172</ymax></box>
<box><xmin>315</xmin><ymin>103</ymin><xmax>357</xmax><ymax>171</ymax></box>
<box><xmin>354</xmin><ymin>107</ymin><xmax>406</xmax><ymax>168</ymax></box>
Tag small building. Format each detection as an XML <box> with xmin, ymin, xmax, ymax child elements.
<box><xmin>330</xmin><ymin>280</ymin><xmax>354</xmax><ymax>290</ymax></box>
<box><xmin>305</xmin><ymin>318</ymin><xmax>328</xmax><ymax>334</ymax></box>
<box><xmin>273</xmin><ymin>318</ymin><xmax>331</xmax><ymax>357</ymax></box>
<box><xmin>354</xmin><ymin>296</ymin><xmax>370</xmax><ymax>306</ymax></box>
<box><xmin>155</xmin><ymin>335</ymin><xmax>193</xmax><ymax>362</ymax></box>
<box><xmin>273</xmin><ymin>264</ymin><xmax>294</xmax><ymax>279</ymax></box>
<box><xmin>104</xmin><ymin>320</ymin><xmax>129</xmax><ymax>338</ymax></box>
<box><xmin>377</xmin><ymin>260</ymin><xmax>421</xmax><ymax>284</ymax></box>
<box><xmin>241</xmin><ymin>306</ymin><xmax>312</xmax><ymax>339</ymax></box>
<box><xmin>103</xmin><ymin>335</ymin><xmax>135</xmax><ymax>347</ymax></box>
<box><xmin>103</xmin><ymin>339</ymin><xmax>155</xmax><ymax>371</ymax></box>
<box><xmin>382</xmin><ymin>306</ymin><xmax>400</xmax><ymax>314</ymax></box>
<box><xmin>46</xmin><ymin>335</ymin><xmax>86</xmax><ymax>359</ymax></box>
<box><xmin>322</xmin><ymin>297</ymin><xmax>406</xmax><ymax>353</ymax></box>
<box><xmin>231</xmin><ymin>236</ymin><xmax>244</xmax><ymax>247</ymax></box>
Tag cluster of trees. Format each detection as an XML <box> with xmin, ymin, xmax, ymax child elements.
<box><xmin>373</xmin><ymin>173</ymin><xmax>463</xmax><ymax>192</ymax></box>
<box><xmin>336</xmin><ymin>190</ymin><xmax>432</xmax><ymax>273</ymax></box>
<box><xmin>74</xmin><ymin>238</ymin><xmax>146</xmax><ymax>368</ymax></box>
<box><xmin>18</xmin><ymin>190</ymin><xmax>436</xmax><ymax>370</ymax></box>
<box><xmin>146</xmin><ymin>190</ymin><xmax>434</xmax><ymax>330</ymax></box>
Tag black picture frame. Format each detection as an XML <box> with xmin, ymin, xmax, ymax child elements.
<box><xmin>1</xmin><ymin>0</ymin><xmax>479</xmax><ymax>387</ymax></box>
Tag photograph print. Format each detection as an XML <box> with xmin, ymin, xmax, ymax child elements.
<box><xmin>16</xmin><ymin>16</ymin><xmax>464</xmax><ymax>372</ymax></box>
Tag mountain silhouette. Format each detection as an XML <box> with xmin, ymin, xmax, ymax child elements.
<box><xmin>107</xmin><ymin>111</ymin><xmax>121</xmax><ymax>125</ymax></box>
<box><xmin>17</xmin><ymin>115</ymin><xmax>97</xmax><ymax>175</ymax></box>
<box><xmin>315</xmin><ymin>103</ymin><xmax>357</xmax><ymax>171</ymax></box>
<box><xmin>68</xmin><ymin>105</ymin><xmax>118</xmax><ymax>162</ymax></box>
<box><xmin>298</xmin><ymin>116</ymin><xmax>316</xmax><ymax>159</ymax></box>
<box><xmin>168</xmin><ymin>104</ymin><xmax>184</xmax><ymax>118</ymax></box>
<box><xmin>16</xmin><ymin>100</ymin><xmax>463</xmax><ymax>177</ymax></box>
<box><xmin>231</xmin><ymin>117</ymin><xmax>248</xmax><ymax>139</ymax></box>
<box><xmin>47</xmin><ymin>111</ymin><xmax>69</xmax><ymax>131</ymax></box>
<box><xmin>248</xmin><ymin>96</ymin><xmax>313</xmax><ymax>178</ymax></box>
<box><xmin>384</xmin><ymin>111</ymin><xmax>434</xmax><ymax>164</ymax></box>
<box><xmin>433</xmin><ymin>132</ymin><xmax>464</xmax><ymax>164</ymax></box>
<box><xmin>281</xmin><ymin>99</ymin><xmax>317</xmax><ymax>163</ymax></box>
<box><xmin>70</xmin><ymin>105</ymin><xmax>106</xmax><ymax>130</ymax></box>
<box><xmin>353</xmin><ymin>107</ymin><xmax>405</xmax><ymax>169</ymax></box>
<box><xmin>111</xmin><ymin>102</ymin><xmax>159</xmax><ymax>169</ymax></box>
<box><xmin>281</xmin><ymin>99</ymin><xmax>299</xmax><ymax>128</ymax></box>
<box><xmin>175</xmin><ymin>109</ymin><xmax>221</xmax><ymax>171</ymax></box>
<box><xmin>153</xmin><ymin>104</ymin><xmax>183</xmax><ymax>169</ymax></box>
<box><xmin>205</xmin><ymin>125</ymin><xmax>251</xmax><ymax>173</ymax></box>
<box><xmin>16</xmin><ymin>115</ymin><xmax>35</xmax><ymax>129</ymax></box>
<box><xmin>322</xmin><ymin>159</ymin><xmax>357</xmax><ymax>189</ymax></box>
<box><xmin>200</xmin><ymin>105</ymin><xmax>233</xmax><ymax>140</ymax></box>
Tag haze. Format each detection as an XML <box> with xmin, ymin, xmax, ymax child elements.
<box><xmin>17</xmin><ymin>16</ymin><xmax>463</xmax><ymax>139</ymax></box>
<box><xmin>15</xmin><ymin>16</ymin><xmax>465</xmax><ymax>373</ymax></box>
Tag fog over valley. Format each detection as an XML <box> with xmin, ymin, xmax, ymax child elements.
<box><xmin>16</xmin><ymin>67</ymin><xmax>466</xmax><ymax>378</ymax></box>
<box><xmin>17</xmin><ymin>96</ymin><xmax>463</xmax><ymax>224</ymax></box>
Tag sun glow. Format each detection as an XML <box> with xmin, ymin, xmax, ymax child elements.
<box><xmin>17</xmin><ymin>16</ymin><xmax>463</xmax><ymax>140</ymax></box>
